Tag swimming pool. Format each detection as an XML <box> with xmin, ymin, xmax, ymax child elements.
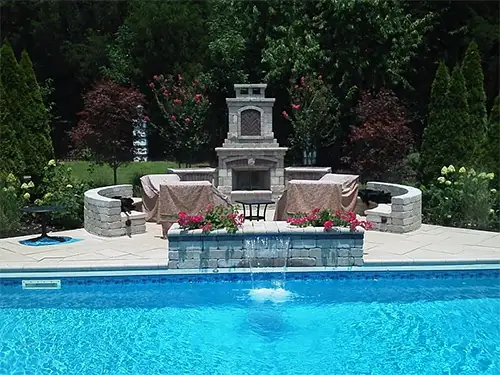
<box><xmin>1</xmin><ymin>270</ymin><xmax>499</xmax><ymax>375</ymax></box>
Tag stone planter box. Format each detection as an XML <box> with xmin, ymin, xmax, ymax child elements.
<box><xmin>167</xmin><ymin>221</ymin><xmax>365</xmax><ymax>269</ymax></box>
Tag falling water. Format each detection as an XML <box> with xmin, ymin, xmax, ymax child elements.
<box><xmin>244</xmin><ymin>236</ymin><xmax>292</xmax><ymax>303</ymax></box>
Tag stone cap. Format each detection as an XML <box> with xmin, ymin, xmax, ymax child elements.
<box><xmin>233</xmin><ymin>83</ymin><xmax>268</xmax><ymax>99</ymax></box>
<box><xmin>168</xmin><ymin>168</ymin><xmax>216</xmax><ymax>173</ymax></box>
<box><xmin>285</xmin><ymin>167</ymin><xmax>332</xmax><ymax>173</ymax></box>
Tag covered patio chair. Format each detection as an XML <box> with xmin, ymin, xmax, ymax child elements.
<box><xmin>140</xmin><ymin>174</ymin><xmax>181</xmax><ymax>222</ymax></box>
<box><xmin>274</xmin><ymin>173</ymin><xmax>359</xmax><ymax>221</ymax></box>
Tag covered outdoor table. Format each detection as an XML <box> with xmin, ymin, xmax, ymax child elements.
<box><xmin>274</xmin><ymin>173</ymin><xmax>359</xmax><ymax>220</ymax></box>
<box><xmin>140</xmin><ymin>174</ymin><xmax>181</xmax><ymax>222</ymax></box>
<box><xmin>158</xmin><ymin>181</ymin><xmax>230</xmax><ymax>236</ymax></box>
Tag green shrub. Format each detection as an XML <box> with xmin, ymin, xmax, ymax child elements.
<box><xmin>37</xmin><ymin>160</ymin><xmax>89</xmax><ymax>229</ymax></box>
<box><xmin>0</xmin><ymin>173</ymin><xmax>23</xmax><ymax>237</ymax></box>
<box><xmin>421</xmin><ymin>165</ymin><xmax>498</xmax><ymax>231</ymax></box>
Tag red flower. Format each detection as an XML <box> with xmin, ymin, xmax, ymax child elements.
<box><xmin>194</xmin><ymin>79</ymin><xmax>199</xmax><ymax>85</ymax></box>
<box><xmin>178</xmin><ymin>74</ymin><xmax>183</xmax><ymax>81</ymax></box>
<box><xmin>184</xmin><ymin>118</ymin><xmax>192</xmax><ymax>123</ymax></box>
<box><xmin>153</xmin><ymin>75</ymin><xmax>158</xmax><ymax>80</ymax></box>
<box><xmin>163</xmin><ymin>91</ymin><xmax>169</xmax><ymax>97</ymax></box>
<box><xmin>294</xmin><ymin>84</ymin><xmax>299</xmax><ymax>89</ymax></box>
<box><xmin>148</xmin><ymin>82</ymin><xmax>154</xmax><ymax>88</ymax></box>
<box><xmin>143</xmin><ymin>115</ymin><xmax>150</xmax><ymax>122</ymax></box>
<box><xmin>324</xmin><ymin>220</ymin><xmax>334</xmax><ymax>231</ymax></box>
<box><xmin>195</xmin><ymin>94</ymin><xmax>202</xmax><ymax>103</ymax></box>
<box><xmin>282</xmin><ymin>111</ymin><xmax>289</xmax><ymax>118</ymax></box>
<box><xmin>201</xmin><ymin>222</ymin><xmax>212</xmax><ymax>233</ymax></box>
<box><xmin>300</xmin><ymin>76</ymin><xmax>305</xmax><ymax>85</ymax></box>
<box><xmin>171</xmin><ymin>115</ymin><xmax>177</xmax><ymax>121</ymax></box>
<box><xmin>173</xmin><ymin>99</ymin><xmax>182</xmax><ymax>105</ymax></box>
<box><xmin>318</xmin><ymin>74</ymin><xmax>322</xmax><ymax>80</ymax></box>
<box><xmin>292</xmin><ymin>104</ymin><xmax>301</xmax><ymax>110</ymax></box>
<box><xmin>312</xmin><ymin>208</ymin><xmax>320</xmax><ymax>214</ymax></box>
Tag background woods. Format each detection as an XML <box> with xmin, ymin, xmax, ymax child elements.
<box><xmin>1</xmin><ymin>0</ymin><xmax>499</xmax><ymax>170</ymax></box>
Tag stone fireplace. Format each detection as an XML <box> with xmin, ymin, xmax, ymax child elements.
<box><xmin>216</xmin><ymin>84</ymin><xmax>287</xmax><ymax>201</ymax></box>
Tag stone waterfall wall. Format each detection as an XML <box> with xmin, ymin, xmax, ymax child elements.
<box><xmin>167</xmin><ymin>222</ymin><xmax>364</xmax><ymax>269</ymax></box>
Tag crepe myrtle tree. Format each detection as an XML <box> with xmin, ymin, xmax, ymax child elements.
<box><xmin>282</xmin><ymin>74</ymin><xmax>340</xmax><ymax>165</ymax></box>
<box><xmin>150</xmin><ymin>74</ymin><xmax>210</xmax><ymax>167</ymax></box>
<box><xmin>71</xmin><ymin>80</ymin><xmax>146</xmax><ymax>184</ymax></box>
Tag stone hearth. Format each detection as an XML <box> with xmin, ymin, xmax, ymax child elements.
<box><xmin>216</xmin><ymin>84</ymin><xmax>287</xmax><ymax>202</ymax></box>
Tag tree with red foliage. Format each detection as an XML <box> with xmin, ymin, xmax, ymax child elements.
<box><xmin>150</xmin><ymin>74</ymin><xmax>210</xmax><ymax>166</ymax></box>
<box><xmin>342</xmin><ymin>89</ymin><xmax>414</xmax><ymax>181</ymax></box>
<box><xmin>71</xmin><ymin>80</ymin><xmax>145</xmax><ymax>184</ymax></box>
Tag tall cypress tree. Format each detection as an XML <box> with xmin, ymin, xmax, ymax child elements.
<box><xmin>446</xmin><ymin>65</ymin><xmax>470</xmax><ymax>168</ymax></box>
<box><xmin>461</xmin><ymin>40</ymin><xmax>487</xmax><ymax>164</ymax></box>
<box><xmin>0</xmin><ymin>80</ymin><xmax>25</xmax><ymax>174</ymax></box>
<box><xmin>485</xmin><ymin>95</ymin><xmax>499</xmax><ymax>180</ymax></box>
<box><xmin>0</xmin><ymin>43</ymin><xmax>36</xmax><ymax>176</ymax></box>
<box><xmin>19</xmin><ymin>50</ymin><xmax>54</xmax><ymax>164</ymax></box>
<box><xmin>420</xmin><ymin>61</ymin><xmax>450</xmax><ymax>181</ymax></box>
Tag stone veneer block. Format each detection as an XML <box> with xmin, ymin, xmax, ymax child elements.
<box><xmin>84</xmin><ymin>184</ymin><xmax>146</xmax><ymax>237</ymax></box>
<box><xmin>167</xmin><ymin>222</ymin><xmax>364</xmax><ymax>270</ymax></box>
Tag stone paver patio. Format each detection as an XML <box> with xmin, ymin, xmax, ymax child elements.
<box><xmin>0</xmin><ymin>209</ymin><xmax>499</xmax><ymax>273</ymax></box>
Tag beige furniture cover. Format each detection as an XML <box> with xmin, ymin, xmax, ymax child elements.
<box><xmin>140</xmin><ymin>174</ymin><xmax>181</xmax><ymax>221</ymax></box>
<box><xmin>157</xmin><ymin>181</ymin><xmax>231</xmax><ymax>235</ymax></box>
<box><xmin>274</xmin><ymin>173</ymin><xmax>359</xmax><ymax>221</ymax></box>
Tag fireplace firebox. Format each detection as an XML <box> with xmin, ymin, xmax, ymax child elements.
<box><xmin>233</xmin><ymin>170</ymin><xmax>270</xmax><ymax>191</ymax></box>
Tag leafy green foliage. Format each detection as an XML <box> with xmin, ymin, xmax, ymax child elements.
<box><xmin>485</xmin><ymin>96</ymin><xmax>500</xmax><ymax>185</ymax></box>
<box><xmin>19</xmin><ymin>50</ymin><xmax>54</xmax><ymax>167</ymax></box>
<box><xmin>461</xmin><ymin>41</ymin><xmax>487</xmax><ymax>162</ymax></box>
<box><xmin>420</xmin><ymin>62</ymin><xmax>450</xmax><ymax>182</ymax></box>
<box><xmin>445</xmin><ymin>66</ymin><xmax>470</xmax><ymax>167</ymax></box>
<box><xmin>0</xmin><ymin>80</ymin><xmax>24</xmax><ymax>174</ymax></box>
<box><xmin>0</xmin><ymin>173</ymin><xmax>23</xmax><ymax>237</ymax></box>
<box><xmin>37</xmin><ymin>160</ymin><xmax>90</xmax><ymax>229</ymax></box>
<box><xmin>283</xmin><ymin>74</ymin><xmax>340</xmax><ymax>158</ymax></box>
<box><xmin>422</xmin><ymin>165</ymin><xmax>498</xmax><ymax>231</ymax></box>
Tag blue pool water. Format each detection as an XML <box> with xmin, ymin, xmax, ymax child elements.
<box><xmin>1</xmin><ymin>270</ymin><xmax>499</xmax><ymax>375</ymax></box>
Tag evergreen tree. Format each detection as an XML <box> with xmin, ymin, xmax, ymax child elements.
<box><xmin>485</xmin><ymin>95</ymin><xmax>499</xmax><ymax>180</ymax></box>
<box><xmin>0</xmin><ymin>80</ymin><xmax>25</xmax><ymax>174</ymax></box>
<box><xmin>461</xmin><ymin>40</ymin><xmax>487</xmax><ymax>164</ymax></box>
<box><xmin>420</xmin><ymin>61</ymin><xmax>450</xmax><ymax>181</ymax></box>
<box><xmin>445</xmin><ymin>65</ymin><xmax>470</xmax><ymax>168</ymax></box>
<box><xmin>0</xmin><ymin>43</ymin><xmax>36</xmax><ymax>176</ymax></box>
<box><xmin>19</xmin><ymin>50</ymin><xmax>54</xmax><ymax>164</ymax></box>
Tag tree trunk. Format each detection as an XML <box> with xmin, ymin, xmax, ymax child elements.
<box><xmin>113</xmin><ymin>166</ymin><xmax>118</xmax><ymax>185</ymax></box>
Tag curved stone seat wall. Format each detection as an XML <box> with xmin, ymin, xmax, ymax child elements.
<box><xmin>84</xmin><ymin>184</ymin><xmax>146</xmax><ymax>237</ymax></box>
<box><xmin>364</xmin><ymin>182</ymin><xmax>422</xmax><ymax>233</ymax></box>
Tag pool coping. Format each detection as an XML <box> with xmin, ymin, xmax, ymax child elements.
<box><xmin>1</xmin><ymin>262</ymin><xmax>498</xmax><ymax>279</ymax></box>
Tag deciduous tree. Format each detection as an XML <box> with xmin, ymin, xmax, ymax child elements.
<box><xmin>71</xmin><ymin>80</ymin><xmax>145</xmax><ymax>184</ymax></box>
<box><xmin>150</xmin><ymin>74</ymin><xmax>210</xmax><ymax>166</ymax></box>
<box><xmin>342</xmin><ymin>89</ymin><xmax>414</xmax><ymax>182</ymax></box>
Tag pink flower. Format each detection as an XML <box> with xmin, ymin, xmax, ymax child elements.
<box><xmin>173</xmin><ymin>99</ymin><xmax>182</xmax><ymax>105</ymax></box>
<box><xmin>184</xmin><ymin>118</ymin><xmax>192</xmax><ymax>123</ymax></box>
<box><xmin>143</xmin><ymin>115</ymin><xmax>150</xmax><ymax>121</ymax></box>
<box><xmin>194</xmin><ymin>79</ymin><xmax>199</xmax><ymax>85</ymax></box>
<box><xmin>163</xmin><ymin>91</ymin><xmax>169</xmax><ymax>97</ymax></box>
<box><xmin>201</xmin><ymin>222</ymin><xmax>212</xmax><ymax>233</ymax></box>
<box><xmin>300</xmin><ymin>76</ymin><xmax>305</xmax><ymax>84</ymax></box>
<box><xmin>294</xmin><ymin>84</ymin><xmax>299</xmax><ymax>89</ymax></box>
<box><xmin>292</xmin><ymin>104</ymin><xmax>300</xmax><ymax>110</ymax></box>
<box><xmin>148</xmin><ymin>82</ymin><xmax>154</xmax><ymax>88</ymax></box>
<box><xmin>178</xmin><ymin>74</ymin><xmax>183</xmax><ymax>81</ymax></box>
<box><xmin>318</xmin><ymin>74</ymin><xmax>322</xmax><ymax>80</ymax></box>
<box><xmin>323</xmin><ymin>220</ymin><xmax>334</xmax><ymax>231</ymax></box>
<box><xmin>282</xmin><ymin>111</ymin><xmax>289</xmax><ymax>118</ymax></box>
<box><xmin>153</xmin><ymin>75</ymin><xmax>158</xmax><ymax>80</ymax></box>
<box><xmin>171</xmin><ymin>115</ymin><xmax>177</xmax><ymax>121</ymax></box>
<box><xmin>195</xmin><ymin>94</ymin><xmax>202</xmax><ymax>103</ymax></box>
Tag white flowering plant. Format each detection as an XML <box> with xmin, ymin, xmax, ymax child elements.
<box><xmin>421</xmin><ymin>165</ymin><xmax>498</xmax><ymax>231</ymax></box>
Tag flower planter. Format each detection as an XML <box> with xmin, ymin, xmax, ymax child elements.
<box><xmin>167</xmin><ymin>221</ymin><xmax>365</xmax><ymax>270</ymax></box>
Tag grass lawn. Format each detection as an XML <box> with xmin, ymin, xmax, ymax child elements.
<box><xmin>63</xmin><ymin>161</ymin><xmax>183</xmax><ymax>185</ymax></box>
